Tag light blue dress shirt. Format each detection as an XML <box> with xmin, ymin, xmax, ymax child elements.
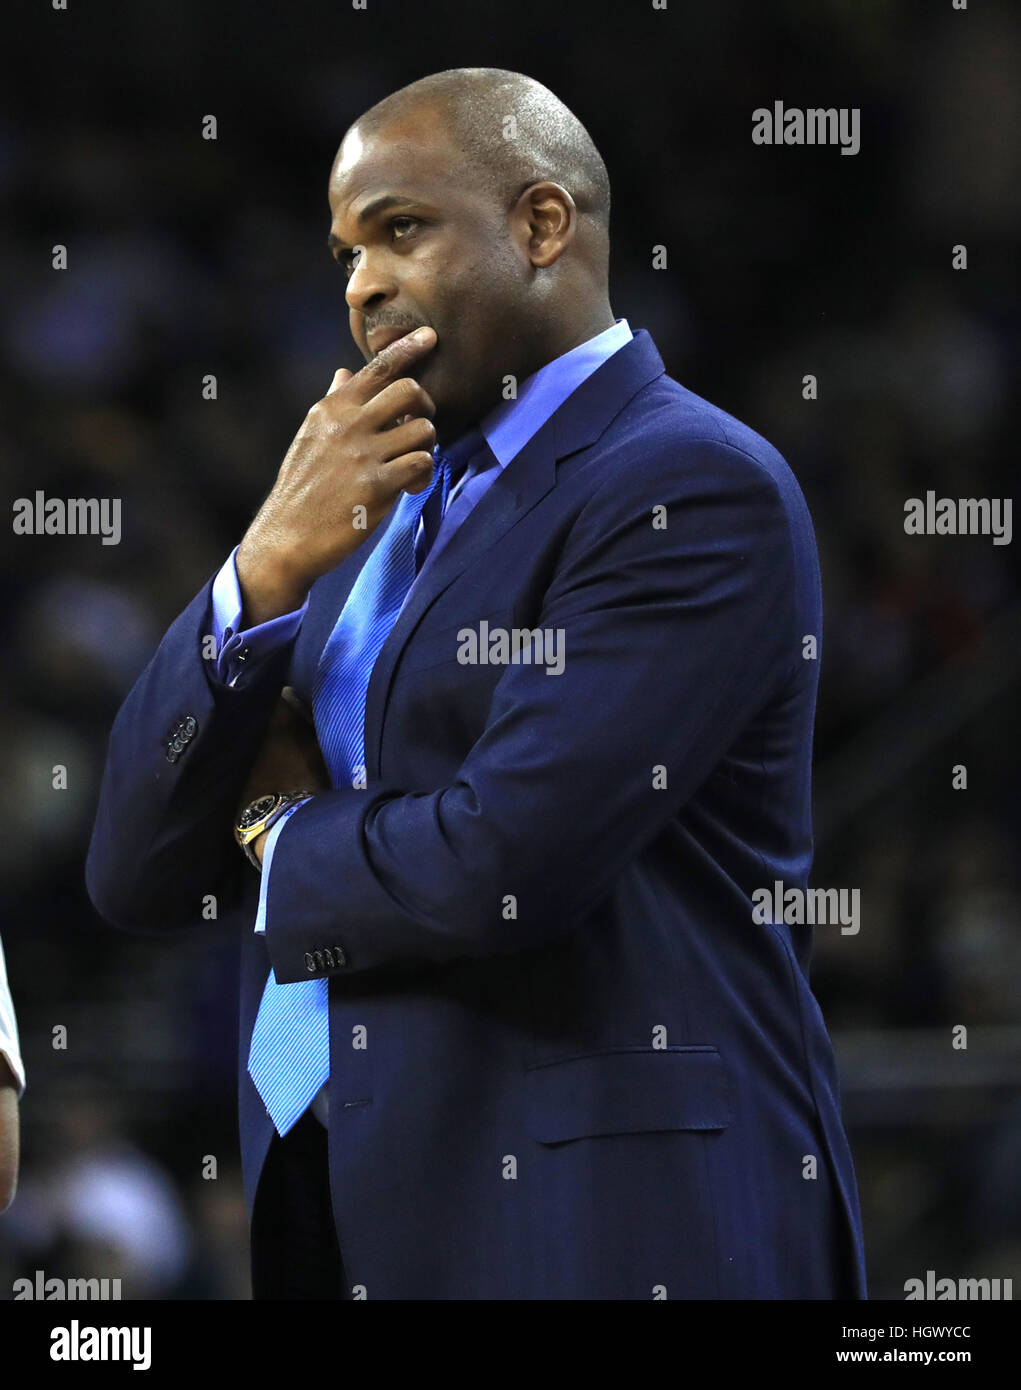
<box><xmin>219</xmin><ymin>317</ymin><xmax>632</xmax><ymax>1124</ymax></box>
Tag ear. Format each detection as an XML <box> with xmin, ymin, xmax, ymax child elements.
<box><xmin>513</xmin><ymin>181</ymin><xmax>576</xmax><ymax>268</ymax></box>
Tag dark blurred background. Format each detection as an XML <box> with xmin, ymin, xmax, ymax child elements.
<box><xmin>1</xmin><ymin>0</ymin><xmax>1018</xmax><ymax>1299</ymax></box>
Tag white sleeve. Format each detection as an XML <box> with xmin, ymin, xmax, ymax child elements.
<box><xmin>0</xmin><ymin>935</ymin><xmax>25</xmax><ymax>1099</ymax></box>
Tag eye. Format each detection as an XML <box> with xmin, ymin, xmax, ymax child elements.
<box><xmin>390</xmin><ymin>215</ymin><xmax>420</xmax><ymax>240</ymax></box>
<box><xmin>335</xmin><ymin>218</ymin><xmax>421</xmax><ymax>274</ymax></box>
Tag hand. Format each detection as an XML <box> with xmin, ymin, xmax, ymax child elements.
<box><xmin>235</xmin><ymin>326</ymin><xmax>439</xmax><ymax>625</ymax></box>
<box><xmin>237</xmin><ymin>686</ymin><xmax>332</xmax><ymax>866</ymax></box>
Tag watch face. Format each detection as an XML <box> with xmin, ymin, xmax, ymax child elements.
<box><xmin>238</xmin><ymin>793</ymin><xmax>278</xmax><ymax>831</ymax></box>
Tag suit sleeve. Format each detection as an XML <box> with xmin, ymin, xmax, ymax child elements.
<box><xmin>211</xmin><ymin>545</ymin><xmax>309</xmax><ymax>689</ymax></box>
<box><xmin>263</xmin><ymin>438</ymin><xmax>805</xmax><ymax>981</ymax></box>
<box><xmin>85</xmin><ymin>570</ymin><xmax>301</xmax><ymax>935</ymax></box>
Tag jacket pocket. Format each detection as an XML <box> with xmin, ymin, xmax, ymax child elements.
<box><xmin>525</xmin><ymin>1045</ymin><xmax>733</xmax><ymax>1144</ymax></box>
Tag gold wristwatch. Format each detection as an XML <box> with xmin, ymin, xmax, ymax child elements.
<box><xmin>234</xmin><ymin>790</ymin><xmax>313</xmax><ymax>871</ymax></box>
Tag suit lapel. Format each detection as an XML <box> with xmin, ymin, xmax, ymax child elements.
<box><xmin>360</xmin><ymin>327</ymin><xmax>666</xmax><ymax>779</ymax></box>
<box><xmin>361</xmin><ymin>425</ymin><xmax>553</xmax><ymax>778</ymax></box>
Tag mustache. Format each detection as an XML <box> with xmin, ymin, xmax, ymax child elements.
<box><xmin>362</xmin><ymin>316</ymin><xmax>428</xmax><ymax>339</ymax></box>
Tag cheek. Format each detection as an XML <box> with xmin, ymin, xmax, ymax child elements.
<box><xmin>429</xmin><ymin>240</ymin><xmax>513</xmax><ymax>327</ymax></box>
<box><xmin>417</xmin><ymin>243</ymin><xmax>519</xmax><ymax>388</ymax></box>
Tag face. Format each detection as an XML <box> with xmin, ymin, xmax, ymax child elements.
<box><xmin>327</xmin><ymin>108</ymin><xmax>539</xmax><ymax>443</ymax></box>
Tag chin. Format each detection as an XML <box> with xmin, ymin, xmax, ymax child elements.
<box><xmin>408</xmin><ymin>353</ymin><xmax>441</xmax><ymax>397</ymax></box>
<box><xmin>419</xmin><ymin>373</ymin><xmax>458</xmax><ymax>432</ymax></box>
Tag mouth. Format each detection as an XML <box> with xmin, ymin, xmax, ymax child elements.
<box><xmin>367</xmin><ymin>324</ymin><xmax>421</xmax><ymax>354</ymax></box>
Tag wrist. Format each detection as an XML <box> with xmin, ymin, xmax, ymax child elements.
<box><xmin>235</xmin><ymin>790</ymin><xmax>313</xmax><ymax>871</ymax></box>
<box><xmin>235</xmin><ymin>538</ymin><xmax>311</xmax><ymax>626</ymax></box>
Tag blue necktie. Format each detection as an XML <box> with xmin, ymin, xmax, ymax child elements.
<box><xmin>247</xmin><ymin>434</ymin><xmax>482</xmax><ymax>1135</ymax></box>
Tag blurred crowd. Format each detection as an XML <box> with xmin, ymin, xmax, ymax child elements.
<box><xmin>1</xmin><ymin>0</ymin><xmax>1018</xmax><ymax>1297</ymax></box>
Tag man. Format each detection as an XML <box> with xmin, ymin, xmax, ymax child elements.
<box><xmin>0</xmin><ymin>932</ymin><xmax>25</xmax><ymax>1214</ymax></box>
<box><xmin>86</xmin><ymin>67</ymin><xmax>867</xmax><ymax>1299</ymax></box>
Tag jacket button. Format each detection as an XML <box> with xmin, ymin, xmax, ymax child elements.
<box><xmin>333</xmin><ymin>945</ymin><xmax>347</xmax><ymax>967</ymax></box>
<box><xmin>166</xmin><ymin>748</ymin><xmax>179</xmax><ymax>764</ymax></box>
<box><xmin>183</xmin><ymin>716</ymin><xmax>197</xmax><ymax>736</ymax></box>
<box><xmin>304</xmin><ymin>952</ymin><xmax>316</xmax><ymax>972</ymax></box>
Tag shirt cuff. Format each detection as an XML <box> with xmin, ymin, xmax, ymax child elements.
<box><xmin>210</xmin><ymin>545</ymin><xmax>310</xmax><ymax>689</ymax></box>
<box><xmin>253</xmin><ymin>799</ymin><xmax>313</xmax><ymax>934</ymax></box>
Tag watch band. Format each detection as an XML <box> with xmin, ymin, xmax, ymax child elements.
<box><xmin>235</xmin><ymin>790</ymin><xmax>313</xmax><ymax>871</ymax></box>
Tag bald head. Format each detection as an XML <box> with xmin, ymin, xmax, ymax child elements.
<box><xmin>352</xmin><ymin>68</ymin><xmax>611</xmax><ymax>237</ymax></box>
<box><xmin>328</xmin><ymin>68</ymin><xmax>617</xmax><ymax>444</ymax></box>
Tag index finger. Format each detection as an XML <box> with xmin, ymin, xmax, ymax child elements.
<box><xmin>326</xmin><ymin>367</ymin><xmax>353</xmax><ymax>394</ymax></box>
<box><xmin>344</xmin><ymin>326</ymin><xmax>437</xmax><ymax>405</ymax></box>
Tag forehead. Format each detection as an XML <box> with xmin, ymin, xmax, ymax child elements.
<box><xmin>328</xmin><ymin>110</ymin><xmax>463</xmax><ymax>221</ymax></box>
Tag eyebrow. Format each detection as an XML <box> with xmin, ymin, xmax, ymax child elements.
<box><xmin>327</xmin><ymin>195</ymin><xmax>420</xmax><ymax>252</ymax></box>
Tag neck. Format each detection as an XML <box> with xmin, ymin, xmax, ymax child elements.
<box><xmin>549</xmin><ymin>301</ymin><xmax>618</xmax><ymax>359</ymax></box>
<box><xmin>434</xmin><ymin>301</ymin><xmax>619</xmax><ymax>449</ymax></box>
<box><xmin>507</xmin><ymin>300</ymin><xmax>618</xmax><ymax>398</ymax></box>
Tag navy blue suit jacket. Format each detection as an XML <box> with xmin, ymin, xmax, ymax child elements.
<box><xmin>86</xmin><ymin>329</ymin><xmax>867</xmax><ymax>1299</ymax></box>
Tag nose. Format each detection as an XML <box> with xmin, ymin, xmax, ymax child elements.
<box><xmin>345</xmin><ymin>246</ymin><xmax>395</xmax><ymax>321</ymax></box>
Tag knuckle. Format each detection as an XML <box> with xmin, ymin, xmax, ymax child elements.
<box><xmin>309</xmin><ymin>398</ymin><xmax>343</xmax><ymax>427</ymax></box>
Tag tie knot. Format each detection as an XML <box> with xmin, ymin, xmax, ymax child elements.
<box><xmin>434</xmin><ymin>426</ymin><xmax>490</xmax><ymax>490</ymax></box>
